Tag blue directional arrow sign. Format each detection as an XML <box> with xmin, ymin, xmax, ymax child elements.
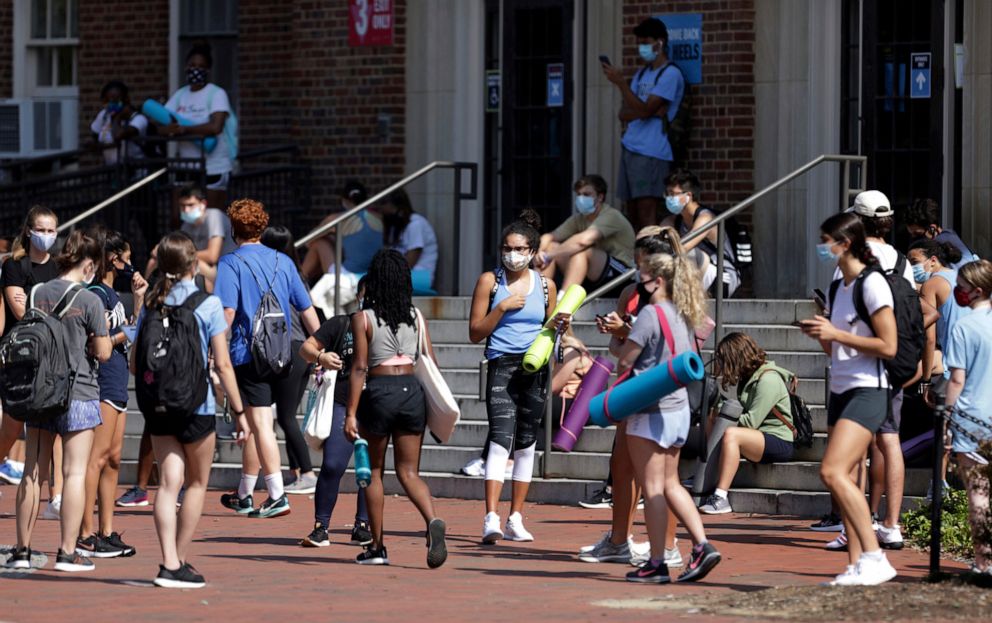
<box><xmin>911</xmin><ymin>52</ymin><xmax>931</xmax><ymax>99</ymax></box>
<box><xmin>547</xmin><ymin>63</ymin><xmax>564</xmax><ymax>108</ymax></box>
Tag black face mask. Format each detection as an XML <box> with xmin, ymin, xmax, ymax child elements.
<box><xmin>636</xmin><ymin>281</ymin><xmax>652</xmax><ymax>302</ymax></box>
<box><xmin>117</xmin><ymin>262</ymin><xmax>135</xmax><ymax>281</ymax></box>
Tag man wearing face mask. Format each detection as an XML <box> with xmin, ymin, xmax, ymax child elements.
<box><xmin>904</xmin><ymin>198</ymin><xmax>980</xmax><ymax>270</ymax></box>
<box><xmin>602</xmin><ymin>17</ymin><xmax>685</xmax><ymax>232</ymax></box>
<box><xmin>177</xmin><ymin>185</ymin><xmax>236</xmax><ymax>285</ymax></box>
<box><xmin>535</xmin><ymin>175</ymin><xmax>635</xmax><ymax>296</ymax></box>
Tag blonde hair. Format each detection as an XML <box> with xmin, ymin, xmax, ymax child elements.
<box><xmin>12</xmin><ymin>205</ymin><xmax>58</xmax><ymax>260</ymax></box>
<box><xmin>959</xmin><ymin>259</ymin><xmax>992</xmax><ymax>297</ymax></box>
<box><xmin>641</xmin><ymin>226</ymin><xmax>707</xmax><ymax>328</ymax></box>
<box><xmin>636</xmin><ymin>225</ymin><xmax>662</xmax><ymax>240</ymax></box>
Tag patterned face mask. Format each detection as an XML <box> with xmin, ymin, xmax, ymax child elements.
<box><xmin>186</xmin><ymin>67</ymin><xmax>209</xmax><ymax>86</ymax></box>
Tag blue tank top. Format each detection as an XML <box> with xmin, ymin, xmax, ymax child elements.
<box><xmin>342</xmin><ymin>211</ymin><xmax>383</xmax><ymax>275</ymax></box>
<box><xmin>485</xmin><ymin>270</ymin><xmax>546</xmax><ymax>359</ymax></box>
<box><xmin>933</xmin><ymin>269</ymin><xmax>972</xmax><ymax>359</ymax></box>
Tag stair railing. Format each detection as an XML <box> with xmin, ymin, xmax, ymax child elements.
<box><xmin>294</xmin><ymin>161</ymin><xmax>478</xmax><ymax>313</ymax></box>
<box><xmin>542</xmin><ymin>154</ymin><xmax>867</xmax><ymax>478</ymax></box>
<box><xmin>56</xmin><ymin>167</ymin><xmax>167</xmax><ymax>233</ymax></box>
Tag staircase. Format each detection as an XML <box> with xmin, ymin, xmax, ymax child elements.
<box><xmin>118</xmin><ymin>296</ymin><xmax>929</xmax><ymax>516</ymax></box>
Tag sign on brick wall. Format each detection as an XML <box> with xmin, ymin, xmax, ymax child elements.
<box><xmin>656</xmin><ymin>13</ymin><xmax>703</xmax><ymax>85</ymax></box>
<box><xmin>349</xmin><ymin>0</ymin><xmax>394</xmax><ymax>47</ymax></box>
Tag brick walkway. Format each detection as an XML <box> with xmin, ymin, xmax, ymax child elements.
<box><xmin>0</xmin><ymin>486</ymin><xmax>968</xmax><ymax>622</ymax></box>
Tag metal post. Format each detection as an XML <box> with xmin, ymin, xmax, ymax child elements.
<box><xmin>714</xmin><ymin>221</ymin><xmax>725</xmax><ymax>344</ymax></box>
<box><xmin>453</xmin><ymin>166</ymin><xmax>462</xmax><ymax>297</ymax></box>
<box><xmin>841</xmin><ymin>160</ymin><xmax>851</xmax><ymax>210</ymax></box>
<box><xmin>333</xmin><ymin>226</ymin><xmax>342</xmax><ymax>317</ymax></box>
<box><xmin>929</xmin><ymin>391</ymin><xmax>947</xmax><ymax>576</ymax></box>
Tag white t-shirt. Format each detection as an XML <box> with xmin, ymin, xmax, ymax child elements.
<box><xmin>394</xmin><ymin>213</ymin><xmax>438</xmax><ymax>277</ymax></box>
<box><xmin>829</xmin><ymin>271</ymin><xmax>893</xmax><ymax>393</ymax></box>
<box><xmin>90</xmin><ymin>110</ymin><xmax>148</xmax><ymax>164</ymax></box>
<box><xmin>165</xmin><ymin>84</ymin><xmax>233</xmax><ymax>175</ymax></box>
<box><xmin>833</xmin><ymin>241</ymin><xmax>913</xmax><ymax>286</ymax></box>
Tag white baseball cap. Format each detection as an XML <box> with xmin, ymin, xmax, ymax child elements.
<box><xmin>848</xmin><ymin>190</ymin><xmax>894</xmax><ymax>218</ymax></box>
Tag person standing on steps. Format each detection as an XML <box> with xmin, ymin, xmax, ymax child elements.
<box><xmin>602</xmin><ymin>17</ymin><xmax>685</xmax><ymax>232</ymax></box>
<box><xmin>470</xmin><ymin>212</ymin><xmax>567</xmax><ymax>545</ymax></box>
<box><xmin>344</xmin><ymin>250</ymin><xmax>448</xmax><ymax>568</ymax></box>
<box><xmin>215</xmin><ymin>200</ymin><xmax>321</xmax><ymax>519</ymax></box>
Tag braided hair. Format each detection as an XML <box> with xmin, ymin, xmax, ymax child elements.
<box><xmin>362</xmin><ymin>249</ymin><xmax>415</xmax><ymax>333</ymax></box>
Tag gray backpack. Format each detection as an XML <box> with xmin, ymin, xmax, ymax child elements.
<box><xmin>234</xmin><ymin>252</ymin><xmax>292</xmax><ymax>378</ymax></box>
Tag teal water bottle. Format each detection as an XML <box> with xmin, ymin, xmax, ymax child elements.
<box><xmin>354</xmin><ymin>438</ymin><xmax>372</xmax><ymax>488</ymax></box>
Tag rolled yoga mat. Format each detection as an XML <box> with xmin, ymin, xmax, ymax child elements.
<box><xmin>522</xmin><ymin>284</ymin><xmax>586</xmax><ymax>373</ymax></box>
<box><xmin>553</xmin><ymin>356</ymin><xmax>614</xmax><ymax>452</ymax></box>
<box><xmin>141</xmin><ymin>99</ymin><xmax>218</xmax><ymax>153</ymax></box>
<box><xmin>692</xmin><ymin>398</ymin><xmax>744</xmax><ymax>501</ymax></box>
<box><xmin>588</xmin><ymin>351</ymin><xmax>705</xmax><ymax>427</ymax></box>
<box><xmin>901</xmin><ymin>431</ymin><xmax>932</xmax><ymax>462</ymax></box>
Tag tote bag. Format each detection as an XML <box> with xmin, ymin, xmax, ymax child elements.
<box><xmin>302</xmin><ymin>369</ymin><xmax>338</xmax><ymax>451</ymax></box>
<box><xmin>413</xmin><ymin>308</ymin><xmax>460</xmax><ymax>443</ymax></box>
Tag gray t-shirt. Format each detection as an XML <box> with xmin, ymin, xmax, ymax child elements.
<box><xmin>627</xmin><ymin>301</ymin><xmax>692</xmax><ymax>414</ymax></box>
<box><xmin>31</xmin><ymin>278</ymin><xmax>109</xmax><ymax>402</ymax></box>
<box><xmin>181</xmin><ymin>208</ymin><xmax>236</xmax><ymax>258</ymax></box>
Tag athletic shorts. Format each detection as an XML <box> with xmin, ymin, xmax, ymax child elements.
<box><xmin>759</xmin><ymin>432</ymin><xmax>795</xmax><ymax>463</ymax></box>
<box><xmin>28</xmin><ymin>400</ymin><xmax>102</xmax><ymax>435</ymax></box>
<box><xmin>234</xmin><ymin>364</ymin><xmax>288</xmax><ymax>408</ymax></box>
<box><xmin>358</xmin><ymin>374</ymin><xmax>426</xmax><ymax>437</ymax></box>
<box><xmin>582</xmin><ymin>255</ymin><xmax>631</xmax><ymax>297</ymax></box>
<box><xmin>102</xmin><ymin>399</ymin><xmax>128</xmax><ymax>413</ymax></box>
<box><xmin>616</xmin><ymin>147</ymin><xmax>670</xmax><ymax>202</ymax></box>
<box><xmin>626</xmin><ymin>404</ymin><xmax>691</xmax><ymax>450</ymax></box>
<box><xmin>827</xmin><ymin>387</ymin><xmax>888</xmax><ymax>433</ymax></box>
<box><xmin>145</xmin><ymin>412</ymin><xmax>216</xmax><ymax>444</ymax></box>
<box><xmin>877</xmin><ymin>390</ymin><xmax>903</xmax><ymax>435</ymax></box>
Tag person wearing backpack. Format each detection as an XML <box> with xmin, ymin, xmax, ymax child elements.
<box><xmin>698</xmin><ymin>333</ymin><xmax>797</xmax><ymax>514</ymax></box>
<box><xmin>799</xmin><ymin>213</ymin><xmax>900</xmax><ymax>586</ymax></box>
<box><xmin>5</xmin><ymin>230</ymin><xmax>111</xmax><ymax>573</ymax></box>
<box><xmin>215</xmin><ymin>199</ymin><xmax>321</xmax><ymax>520</ymax></box>
<box><xmin>602</xmin><ymin>17</ymin><xmax>685</xmax><ymax>232</ymax></box>
<box><xmin>133</xmin><ymin>232</ymin><xmax>245</xmax><ymax>589</ymax></box>
<box><xmin>905</xmin><ymin>198</ymin><xmax>980</xmax><ymax>270</ymax></box>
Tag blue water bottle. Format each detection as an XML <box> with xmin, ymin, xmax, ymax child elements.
<box><xmin>354</xmin><ymin>438</ymin><xmax>372</xmax><ymax>488</ymax></box>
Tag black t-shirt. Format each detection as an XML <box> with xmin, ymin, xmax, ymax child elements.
<box><xmin>1</xmin><ymin>256</ymin><xmax>59</xmax><ymax>336</ymax></box>
<box><xmin>312</xmin><ymin>314</ymin><xmax>355</xmax><ymax>405</ymax></box>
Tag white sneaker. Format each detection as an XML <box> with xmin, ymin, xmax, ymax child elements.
<box><xmin>664</xmin><ymin>538</ymin><xmax>682</xmax><ymax>567</ymax></box>
<box><xmin>826</xmin><ymin>564</ymin><xmax>859</xmax><ymax>586</ymax></box>
<box><xmin>482</xmin><ymin>512</ymin><xmax>503</xmax><ymax>544</ymax></box>
<box><xmin>851</xmin><ymin>552</ymin><xmax>897</xmax><ymax>585</ymax></box>
<box><xmin>504</xmin><ymin>512</ymin><xmax>534</xmax><ymax>542</ymax></box>
<box><xmin>461</xmin><ymin>457</ymin><xmax>485</xmax><ymax>477</ymax></box>
<box><xmin>628</xmin><ymin>539</ymin><xmax>651</xmax><ymax>566</ymax></box>
<box><xmin>825</xmin><ymin>530</ymin><xmax>848</xmax><ymax>551</ymax></box>
<box><xmin>41</xmin><ymin>496</ymin><xmax>62</xmax><ymax>520</ymax></box>
<box><xmin>579</xmin><ymin>531</ymin><xmax>613</xmax><ymax>555</ymax></box>
<box><xmin>876</xmin><ymin>524</ymin><xmax>904</xmax><ymax>550</ymax></box>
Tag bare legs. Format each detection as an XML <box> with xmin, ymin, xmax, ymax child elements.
<box><xmin>820</xmin><ymin>419</ymin><xmax>880</xmax><ymax>566</ymax></box>
<box><xmin>363</xmin><ymin>429</ymin><xmax>436</xmax><ymax>549</ymax></box>
<box><xmin>81</xmin><ymin>403</ymin><xmax>126</xmax><ymax>537</ymax></box>
<box><xmin>151</xmin><ymin>432</ymin><xmax>216</xmax><ymax>570</ymax></box>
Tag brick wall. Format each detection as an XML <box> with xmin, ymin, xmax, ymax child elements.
<box><xmin>621</xmin><ymin>0</ymin><xmax>756</xmax><ymax>222</ymax></box>
<box><xmin>0</xmin><ymin>2</ymin><xmax>12</xmax><ymax>98</ymax></box>
<box><xmin>77</xmin><ymin>0</ymin><xmax>170</xmax><ymax>148</ymax></box>
<box><xmin>238</xmin><ymin>0</ymin><xmax>294</xmax><ymax>149</ymax></box>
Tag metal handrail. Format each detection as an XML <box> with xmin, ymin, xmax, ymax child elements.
<box><xmin>56</xmin><ymin>167</ymin><xmax>167</xmax><ymax>233</ymax></box>
<box><xmin>294</xmin><ymin>160</ymin><xmax>478</xmax><ymax>313</ymax></box>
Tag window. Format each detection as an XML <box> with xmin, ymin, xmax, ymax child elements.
<box><xmin>178</xmin><ymin>0</ymin><xmax>239</xmax><ymax>106</ymax></box>
<box><xmin>28</xmin><ymin>0</ymin><xmax>79</xmax><ymax>91</ymax></box>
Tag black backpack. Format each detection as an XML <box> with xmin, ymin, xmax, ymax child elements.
<box><xmin>0</xmin><ymin>283</ymin><xmax>82</xmax><ymax>422</ymax></box>
<box><xmin>637</xmin><ymin>62</ymin><xmax>692</xmax><ymax>166</ymax></box>
<box><xmin>234</xmin><ymin>252</ymin><xmax>292</xmax><ymax>379</ymax></box>
<box><xmin>828</xmin><ymin>256</ymin><xmax>925</xmax><ymax>390</ymax></box>
<box><xmin>135</xmin><ymin>291</ymin><xmax>210</xmax><ymax>418</ymax></box>
<box><xmin>758</xmin><ymin>368</ymin><xmax>814</xmax><ymax>448</ymax></box>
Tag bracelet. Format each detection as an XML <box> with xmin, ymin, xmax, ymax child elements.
<box><xmin>232</xmin><ymin>408</ymin><xmax>245</xmax><ymax>417</ymax></box>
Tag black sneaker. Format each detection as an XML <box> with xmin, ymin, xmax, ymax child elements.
<box><xmin>5</xmin><ymin>547</ymin><xmax>32</xmax><ymax>570</ymax></box>
<box><xmin>154</xmin><ymin>563</ymin><xmax>206</xmax><ymax>589</ymax></box>
<box><xmin>351</xmin><ymin>519</ymin><xmax>373</xmax><ymax>546</ymax></box>
<box><xmin>302</xmin><ymin>523</ymin><xmax>330</xmax><ymax>547</ymax></box>
<box><xmin>75</xmin><ymin>534</ymin><xmax>123</xmax><ymax>559</ymax></box>
<box><xmin>810</xmin><ymin>512</ymin><xmax>843</xmax><ymax>532</ymax></box>
<box><xmin>626</xmin><ymin>559</ymin><xmax>672</xmax><ymax>584</ymax></box>
<box><xmin>220</xmin><ymin>492</ymin><xmax>254</xmax><ymax>515</ymax></box>
<box><xmin>356</xmin><ymin>544</ymin><xmax>389</xmax><ymax>565</ymax></box>
<box><xmin>426</xmin><ymin>518</ymin><xmax>447</xmax><ymax>569</ymax></box>
<box><xmin>578</xmin><ymin>486</ymin><xmax>613</xmax><ymax>509</ymax></box>
<box><xmin>678</xmin><ymin>542</ymin><xmax>721</xmax><ymax>583</ymax></box>
<box><xmin>103</xmin><ymin>531</ymin><xmax>136</xmax><ymax>557</ymax></box>
<box><xmin>54</xmin><ymin>549</ymin><xmax>95</xmax><ymax>572</ymax></box>
<box><xmin>248</xmin><ymin>495</ymin><xmax>291</xmax><ymax>518</ymax></box>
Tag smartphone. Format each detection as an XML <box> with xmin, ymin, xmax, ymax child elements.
<box><xmin>595</xmin><ymin>313</ymin><xmax>608</xmax><ymax>322</ymax></box>
<box><xmin>598</xmin><ymin>54</ymin><xmax>612</xmax><ymax>66</ymax></box>
<box><xmin>791</xmin><ymin>320</ymin><xmax>807</xmax><ymax>328</ymax></box>
<box><xmin>812</xmin><ymin>288</ymin><xmax>827</xmax><ymax>312</ymax></box>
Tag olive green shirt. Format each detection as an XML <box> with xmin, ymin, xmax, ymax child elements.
<box><xmin>734</xmin><ymin>361</ymin><xmax>795</xmax><ymax>443</ymax></box>
<box><xmin>552</xmin><ymin>204</ymin><xmax>635</xmax><ymax>268</ymax></box>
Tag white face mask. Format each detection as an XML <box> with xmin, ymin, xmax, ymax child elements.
<box><xmin>502</xmin><ymin>251</ymin><xmax>532</xmax><ymax>272</ymax></box>
<box><xmin>82</xmin><ymin>263</ymin><xmax>96</xmax><ymax>285</ymax></box>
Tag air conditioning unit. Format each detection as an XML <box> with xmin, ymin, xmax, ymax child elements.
<box><xmin>0</xmin><ymin>98</ymin><xmax>79</xmax><ymax>159</ymax></box>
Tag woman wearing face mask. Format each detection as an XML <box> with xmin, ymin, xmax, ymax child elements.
<box><xmin>943</xmin><ymin>260</ymin><xmax>992</xmax><ymax>576</ymax></box>
<box><xmin>76</xmin><ymin>226</ymin><xmax>148</xmax><ymax>559</ymax></box>
<box><xmin>799</xmin><ymin>213</ymin><xmax>899</xmax><ymax>586</ymax></box>
<box><xmin>5</xmin><ymin>230</ymin><xmax>112</xmax><ymax>573</ymax></box>
<box><xmin>162</xmin><ymin>42</ymin><xmax>234</xmax><ymax>192</ymax></box>
<box><xmin>469</xmin><ymin>213</ymin><xmax>567</xmax><ymax>544</ymax></box>
<box><xmin>90</xmin><ymin>80</ymin><xmax>148</xmax><ymax>165</ymax></box>
<box><xmin>381</xmin><ymin>189</ymin><xmax>438</xmax><ymax>295</ymax></box>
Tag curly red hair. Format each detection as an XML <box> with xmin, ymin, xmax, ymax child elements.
<box><xmin>227</xmin><ymin>198</ymin><xmax>270</xmax><ymax>241</ymax></box>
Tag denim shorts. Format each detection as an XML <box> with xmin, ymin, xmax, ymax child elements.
<box><xmin>28</xmin><ymin>400</ymin><xmax>102</xmax><ymax>435</ymax></box>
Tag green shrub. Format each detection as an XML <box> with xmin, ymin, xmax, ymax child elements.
<box><xmin>902</xmin><ymin>488</ymin><xmax>976</xmax><ymax>558</ymax></box>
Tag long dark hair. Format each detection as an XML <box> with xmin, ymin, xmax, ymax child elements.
<box><xmin>145</xmin><ymin>233</ymin><xmax>197</xmax><ymax>310</ymax></box>
<box><xmin>363</xmin><ymin>249</ymin><xmax>415</xmax><ymax>333</ymax></box>
<box><xmin>55</xmin><ymin>230</ymin><xmax>102</xmax><ymax>275</ymax></box>
<box><xmin>500</xmin><ymin>208</ymin><xmax>541</xmax><ymax>250</ymax></box>
<box><xmin>383</xmin><ymin>189</ymin><xmax>414</xmax><ymax>246</ymax></box>
<box><xmin>85</xmin><ymin>224</ymin><xmax>127</xmax><ymax>278</ymax></box>
<box><xmin>820</xmin><ymin>212</ymin><xmax>877</xmax><ymax>267</ymax></box>
<box><xmin>261</xmin><ymin>225</ymin><xmax>300</xmax><ymax>269</ymax></box>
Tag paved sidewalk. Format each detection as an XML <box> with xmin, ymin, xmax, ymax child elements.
<box><xmin>0</xmin><ymin>486</ymin><xmax>970</xmax><ymax>623</ymax></box>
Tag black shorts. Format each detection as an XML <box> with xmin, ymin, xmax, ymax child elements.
<box><xmin>827</xmin><ymin>387</ymin><xmax>888</xmax><ymax>433</ymax></box>
<box><xmin>759</xmin><ymin>432</ymin><xmax>795</xmax><ymax>463</ymax></box>
<box><xmin>235</xmin><ymin>364</ymin><xmax>288</xmax><ymax>407</ymax></box>
<box><xmin>582</xmin><ymin>255</ymin><xmax>630</xmax><ymax>298</ymax></box>
<box><xmin>358</xmin><ymin>374</ymin><xmax>426</xmax><ymax>437</ymax></box>
<box><xmin>145</xmin><ymin>413</ymin><xmax>216</xmax><ymax>444</ymax></box>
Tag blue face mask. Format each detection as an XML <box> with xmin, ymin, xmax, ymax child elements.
<box><xmin>180</xmin><ymin>207</ymin><xmax>204</xmax><ymax>224</ymax></box>
<box><xmin>664</xmin><ymin>195</ymin><xmax>684</xmax><ymax>215</ymax></box>
<box><xmin>638</xmin><ymin>43</ymin><xmax>658</xmax><ymax>63</ymax></box>
<box><xmin>106</xmin><ymin>101</ymin><xmax>124</xmax><ymax>114</ymax></box>
<box><xmin>912</xmin><ymin>263</ymin><xmax>930</xmax><ymax>284</ymax></box>
<box><xmin>816</xmin><ymin>242</ymin><xmax>839</xmax><ymax>264</ymax></box>
<box><xmin>575</xmin><ymin>195</ymin><xmax>596</xmax><ymax>215</ymax></box>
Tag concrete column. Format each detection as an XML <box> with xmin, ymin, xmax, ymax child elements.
<box><xmin>960</xmin><ymin>0</ymin><xmax>992</xmax><ymax>256</ymax></box>
<box><xmin>581</xmin><ymin>0</ymin><xmax>623</xmax><ymax>194</ymax></box>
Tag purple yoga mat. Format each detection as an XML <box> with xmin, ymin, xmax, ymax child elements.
<box><xmin>901</xmin><ymin>431</ymin><xmax>932</xmax><ymax>461</ymax></box>
<box><xmin>553</xmin><ymin>356</ymin><xmax>614</xmax><ymax>452</ymax></box>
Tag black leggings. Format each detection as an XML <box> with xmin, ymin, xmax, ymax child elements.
<box><xmin>275</xmin><ymin>340</ymin><xmax>313</xmax><ymax>473</ymax></box>
<box><xmin>315</xmin><ymin>402</ymin><xmax>369</xmax><ymax>527</ymax></box>
<box><xmin>485</xmin><ymin>354</ymin><xmax>548</xmax><ymax>452</ymax></box>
